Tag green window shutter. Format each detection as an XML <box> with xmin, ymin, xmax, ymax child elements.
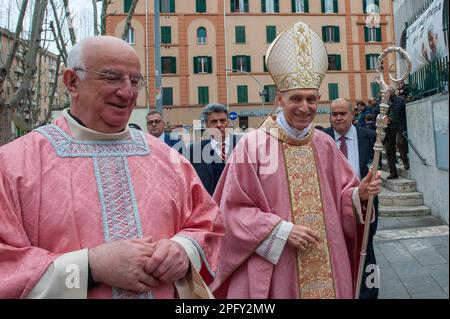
<box><xmin>322</xmin><ymin>26</ymin><xmax>326</xmax><ymax>41</ymax></box>
<box><xmin>304</xmin><ymin>0</ymin><xmax>309</xmax><ymax>12</ymax></box>
<box><xmin>162</xmin><ymin>87</ymin><xmax>173</xmax><ymax>105</ymax></box>
<box><xmin>329</xmin><ymin>83</ymin><xmax>339</xmax><ymax>100</ymax></box>
<box><xmin>235</xmin><ymin>26</ymin><xmax>246</xmax><ymax>43</ymax></box>
<box><xmin>274</xmin><ymin>0</ymin><xmax>279</xmax><ymax>12</ymax></box>
<box><xmin>196</xmin><ymin>0</ymin><xmax>206</xmax><ymax>13</ymax></box>
<box><xmin>193</xmin><ymin>57</ymin><xmax>199</xmax><ymax>73</ymax></box>
<box><xmin>366</xmin><ymin>55</ymin><xmax>370</xmax><ymax>70</ymax></box>
<box><xmin>261</xmin><ymin>0</ymin><xmax>266</xmax><ymax>13</ymax></box>
<box><xmin>124</xmin><ymin>0</ymin><xmax>132</xmax><ymax>13</ymax></box>
<box><xmin>244</xmin><ymin>0</ymin><xmax>249</xmax><ymax>12</ymax></box>
<box><xmin>321</xmin><ymin>0</ymin><xmax>325</xmax><ymax>13</ymax></box>
<box><xmin>170</xmin><ymin>0</ymin><xmax>175</xmax><ymax>12</ymax></box>
<box><xmin>232</xmin><ymin>56</ymin><xmax>237</xmax><ymax>70</ymax></box>
<box><xmin>334</xmin><ymin>26</ymin><xmax>340</xmax><ymax>42</ymax></box>
<box><xmin>291</xmin><ymin>0</ymin><xmax>296</xmax><ymax>12</ymax></box>
<box><xmin>376</xmin><ymin>27</ymin><xmax>382</xmax><ymax>42</ymax></box>
<box><xmin>333</xmin><ymin>0</ymin><xmax>338</xmax><ymax>13</ymax></box>
<box><xmin>246</xmin><ymin>56</ymin><xmax>251</xmax><ymax>72</ymax></box>
<box><xmin>161</xmin><ymin>26</ymin><xmax>171</xmax><ymax>44</ymax></box>
<box><xmin>171</xmin><ymin>57</ymin><xmax>176</xmax><ymax>73</ymax></box>
<box><xmin>375</xmin><ymin>0</ymin><xmax>380</xmax><ymax>9</ymax></box>
<box><xmin>207</xmin><ymin>56</ymin><xmax>212</xmax><ymax>73</ymax></box>
<box><xmin>238</xmin><ymin>85</ymin><xmax>248</xmax><ymax>103</ymax></box>
<box><xmin>363</xmin><ymin>0</ymin><xmax>367</xmax><ymax>13</ymax></box>
<box><xmin>371</xmin><ymin>82</ymin><xmax>380</xmax><ymax>99</ymax></box>
<box><xmin>198</xmin><ymin>86</ymin><xmax>209</xmax><ymax>104</ymax></box>
<box><xmin>266</xmin><ymin>26</ymin><xmax>276</xmax><ymax>43</ymax></box>
<box><xmin>263</xmin><ymin>55</ymin><xmax>268</xmax><ymax>72</ymax></box>
<box><xmin>364</xmin><ymin>27</ymin><xmax>369</xmax><ymax>42</ymax></box>
<box><xmin>336</xmin><ymin>55</ymin><xmax>341</xmax><ymax>70</ymax></box>
<box><xmin>231</xmin><ymin>0</ymin><xmax>235</xmax><ymax>12</ymax></box>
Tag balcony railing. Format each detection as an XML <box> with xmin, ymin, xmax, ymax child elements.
<box><xmin>408</xmin><ymin>56</ymin><xmax>449</xmax><ymax>101</ymax></box>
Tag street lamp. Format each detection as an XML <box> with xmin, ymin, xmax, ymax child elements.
<box><xmin>225</xmin><ymin>67</ymin><xmax>266</xmax><ymax>118</ymax></box>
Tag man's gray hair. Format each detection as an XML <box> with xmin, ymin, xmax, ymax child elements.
<box><xmin>201</xmin><ymin>103</ymin><xmax>228</xmax><ymax>122</ymax></box>
<box><xmin>331</xmin><ymin>97</ymin><xmax>353</xmax><ymax>113</ymax></box>
<box><xmin>146</xmin><ymin>110</ymin><xmax>163</xmax><ymax>119</ymax></box>
<box><xmin>67</xmin><ymin>38</ymin><xmax>90</xmax><ymax>80</ymax></box>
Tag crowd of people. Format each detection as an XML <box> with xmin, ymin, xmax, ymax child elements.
<box><xmin>1</xmin><ymin>21</ymin><xmax>387</xmax><ymax>300</ymax></box>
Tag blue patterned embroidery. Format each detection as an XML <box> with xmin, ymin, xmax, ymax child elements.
<box><xmin>36</xmin><ymin>124</ymin><xmax>152</xmax><ymax>299</ymax></box>
<box><xmin>35</xmin><ymin>124</ymin><xmax>149</xmax><ymax>157</ymax></box>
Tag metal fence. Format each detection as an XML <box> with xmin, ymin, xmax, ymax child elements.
<box><xmin>408</xmin><ymin>56</ymin><xmax>449</xmax><ymax>101</ymax></box>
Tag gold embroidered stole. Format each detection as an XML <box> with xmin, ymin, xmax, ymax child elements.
<box><xmin>261</xmin><ymin>116</ymin><xmax>336</xmax><ymax>298</ymax></box>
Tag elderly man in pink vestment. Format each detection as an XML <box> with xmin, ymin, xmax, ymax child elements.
<box><xmin>210</xmin><ymin>21</ymin><xmax>382</xmax><ymax>299</ymax></box>
<box><xmin>0</xmin><ymin>36</ymin><xmax>224</xmax><ymax>299</ymax></box>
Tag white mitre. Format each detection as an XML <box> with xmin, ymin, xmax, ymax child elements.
<box><xmin>265</xmin><ymin>20</ymin><xmax>328</xmax><ymax>91</ymax></box>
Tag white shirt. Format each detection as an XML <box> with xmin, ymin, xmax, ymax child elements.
<box><xmin>334</xmin><ymin>125</ymin><xmax>361</xmax><ymax>180</ymax></box>
<box><xmin>210</xmin><ymin>135</ymin><xmax>230</xmax><ymax>158</ymax></box>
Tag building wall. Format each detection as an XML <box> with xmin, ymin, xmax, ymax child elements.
<box><xmin>106</xmin><ymin>0</ymin><xmax>395</xmax><ymax>129</ymax></box>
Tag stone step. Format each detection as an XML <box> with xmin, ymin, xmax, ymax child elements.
<box><xmin>379</xmin><ymin>205</ymin><xmax>432</xmax><ymax>217</ymax></box>
<box><xmin>381</xmin><ymin>171</ymin><xmax>417</xmax><ymax>193</ymax></box>
<box><xmin>378</xmin><ymin>187</ymin><xmax>424</xmax><ymax>206</ymax></box>
<box><xmin>381</xmin><ymin>160</ymin><xmax>409</xmax><ymax>179</ymax></box>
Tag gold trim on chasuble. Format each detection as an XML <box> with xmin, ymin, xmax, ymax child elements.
<box><xmin>261</xmin><ymin>116</ymin><xmax>336</xmax><ymax>298</ymax></box>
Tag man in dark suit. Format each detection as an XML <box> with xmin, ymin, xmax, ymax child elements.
<box><xmin>188</xmin><ymin>103</ymin><xmax>238</xmax><ymax>196</ymax></box>
<box><xmin>146</xmin><ymin>111</ymin><xmax>184</xmax><ymax>151</ymax></box>
<box><xmin>324</xmin><ymin>97</ymin><xmax>379</xmax><ymax>299</ymax></box>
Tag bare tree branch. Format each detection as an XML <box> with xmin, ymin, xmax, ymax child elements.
<box><xmin>100</xmin><ymin>0</ymin><xmax>113</xmax><ymax>35</ymax></box>
<box><xmin>62</xmin><ymin>0</ymin><xmax>76</xmax><ymax>45</ymax></box>
<box><xmin>49</xmin><ymin>0</ymin><xmax>68</xmax><ymax>64</ymax></box>
<box><xmin>93</xmin><ymin>0</ymin><xmax>99</xmax><ymax>36</ymax></box>
<box><xmin>121</xmin><ymin>0</ymin><xmax>139</xmax><ymax>40</ymax></box>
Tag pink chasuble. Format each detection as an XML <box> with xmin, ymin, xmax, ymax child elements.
<box><xmin>211</xmin><ymin>115</ymin><xmax>362</xmax><ymax>299</ymax></box>
<box><xmin>0</xmin><ymin>117</ymin><xmax>223</xmax><ymax>299</ymax></box>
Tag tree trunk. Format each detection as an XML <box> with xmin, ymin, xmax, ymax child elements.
<box><xmin>121</xmin><ymin>0</ymin><xmax>139</xmax><ymax>40</ymax></box>
<box><xmin>93</xmin><ymin>0</ymin><xmax>99</xmax><ymax>35</ymax></box>
<box><xmin>100</xmin><ymin>0</ymin><xmax>112</xmax><ymax>35</ymax></box>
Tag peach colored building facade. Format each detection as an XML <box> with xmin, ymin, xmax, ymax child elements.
<box><xmin>106</xmin><ymin>0</ymin><xmax>395</xmax><ymax>130</ymax></box>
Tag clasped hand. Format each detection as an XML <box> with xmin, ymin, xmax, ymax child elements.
<box><xmin>89</xmin><ymin>237</ymin><xmax>189</xmax><ymax>293</ymax></box>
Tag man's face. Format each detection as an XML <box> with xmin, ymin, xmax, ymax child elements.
<box><xmin>206</xmin><ymin>112</ymin><xmax>228</xmax><ymax>140</ymax></box>
<box><xmin>67</xmin><ymin>39</ymin><xmax>141</xmax><ymax>133</ymax></box>
<box><xmin>330</xmin><ymin>100</ymin><xmax>353</xmax><ymax>136</ymax></box>
<box><xmin>428</xmin><ymin>31</ymin><xmax>438</xmax><ymax>53</ymax></box>
<box><xmin>277</xmin><ymin>89</ymin><xmax>319</xmax><ymax>130</ymax></box>
<box><xmin>146</xmin><ymin>114</ymin><xmax>164</xmax><ymax>137</ymax></box>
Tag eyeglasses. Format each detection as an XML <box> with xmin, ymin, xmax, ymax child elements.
<box><xmin>147</xmin><ymin>119</ymin><xmax>162</xmax><ymax>125</ymax></box>
<box><xmin>74</xmin><ymin>68</ymin><xmax>145</xmax><ymax>91</ymax></box>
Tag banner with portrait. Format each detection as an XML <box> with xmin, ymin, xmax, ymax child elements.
<box><xmin>406</xmin><ymin>0</ymin><xmax>448</xmax><ymax>72</ymax></box>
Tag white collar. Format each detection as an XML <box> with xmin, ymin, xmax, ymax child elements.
<box><xmin>276</xmin><ymin>111</ymin><xmax>311</xmax><ymax>139</ymax></box>
<box><xmin>334</xmin><ymin>125</ymin><xmax>357</xmax><ymax>142</ymax></box>
<box><xmin>210</xmin><ymin>135</ymin><xmax>230</xmax><ymax>148</ymax></box>
<box><xmin>63</xmin><ymin>108</ymin><xmax>131</xmax><ymax>141</ymax></box>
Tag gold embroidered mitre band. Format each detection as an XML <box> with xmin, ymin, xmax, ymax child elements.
<box><xmin>265</xmin><ymin>21</ymin><xmax>328</xmax><ymax>91</ymax></box>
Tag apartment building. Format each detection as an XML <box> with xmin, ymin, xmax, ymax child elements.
<box><xmin>106</xmin><ymin>0</ymin><xmax>395</xmax><ymax>130</ymax></box>
<box><xmin>0</xmin><ymin>27</ymin><xmax>66</xmax><ymax>137</ymax></box>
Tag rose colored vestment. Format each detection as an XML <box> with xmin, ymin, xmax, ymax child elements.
<box><xmin>210</xmin><ymin>118</ymin><xmax>363</xmax><ymax>299</ymax></box>
<box><xmin>0</xmin><ymin>117</ymin><xmax>224</xmax><ymax>299</ymax></box>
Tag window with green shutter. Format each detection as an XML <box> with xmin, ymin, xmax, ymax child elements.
<box><xmin>266</xmin><ymin>26</ymin><xmax>276</xmax><ymax>43</ymax></box>
<box><xmin>197</xmin><ymin>27</ymin><xmax>207</xmax><ymax>44</ymax></box>
<box><xmin>161</xmin><ymin>26</ymin><xmax>172</xmax><ymax>44</ymax></box>
<box><xmin>160</xmin><ymin>0</ymin><xmax>175</xmax><ymax>13</ymax></box>
<box><xmin>235</xmin><ymin>26</ymin><xmax>246</xmax><ymax>43</ymax></box>
<box><xmin>196</xmin><ymin>0</ymin><xmax>206</xmax><ymax>13</ymax></box>
<box><xmin>198</xmin><ymin>86</ymin><xmax>209</xmax><ymax>104</ymax></box>
<box><xmin>233</xmin><ymin>55</ymin><xmax>251</xmax><ymax>72</ymax></box>
<box><xmin>322</xmin><ymin>26</ymin><xmax>340</xmax><ymax>43</ymax></box>
<box><xmin>366</xmin><ymin>54</ymin><xmax>378</xmax><ymax>70</ymax></box>
<box><xmin>328</xmin><ymin>55</ymin><xmax>341</xmax><ymax>70</ymax></box>
<box><xmin>365</xmin><ymin>26</ymin><xmax>382</xmax><ymax>42</ymax></box>
<box><xmin>363</xmin><ymin>0</ymin><xmax>379</xmax><ymax>14</ymax></box>
<box><xmin>264</xmin><ymin>85</ymin><xmax>276</xmax><ymax>103</ymax></box>
<box><xmin>328</xmin><ymin>83</ymin><xmax>339</xmax><ymax>100</ymax></box>
<box><xmin>322</xmin><ymin>0</ymin><xmax>337</xmax><ymax>13</ymax></box>
<box><xmin>124</xmin><ymin>0</ymin><xmax>132</xmax><ymax>13</ymax></box>
<box><xmin>161</xmin><ymin>57</ymin><xmax>176</xmax><ymax>74</ymax></box>
<box><xmin>292</xmin><ymin>0</ymin><xmax>309</xmax><ymax>13</ymax></box>
<box><xmin>231</xmin><ymin>0</ymin><xmax>249</xmax><ymax>12</ymax></box>
<box><xmin>162</xmin><ymin>87</ymin><xmax>173</xmax><ymax>105</ymax></box>
<box><xmin>370</xmin><ymin>82</ymin><xmax>380</xmax><ymax>99</ymax></box>
<box><xmin>262</xmin><ymin>0</ymin><xmax>279</xmax><ymax>13</ymax></box>
<box><xmin>193</xmin><ymin>56</ymin><xmax>212</xmax><ymax>74</ymax></box>
<box><xmin>237</xmin><ymin>85</ymin><xmax>248</xmax><ymax>103</ymax></box>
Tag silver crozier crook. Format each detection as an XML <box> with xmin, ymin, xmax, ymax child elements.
<box><xmin>354</xmin><ymin>47</ymin><xmax>412</xmax><ymax>299</ymax></box>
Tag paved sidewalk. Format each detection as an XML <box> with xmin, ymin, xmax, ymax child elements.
<box><xmin>374</xmin><ymin>216</ymin><xmax>449</xmax><ymax>299</ymax></box>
